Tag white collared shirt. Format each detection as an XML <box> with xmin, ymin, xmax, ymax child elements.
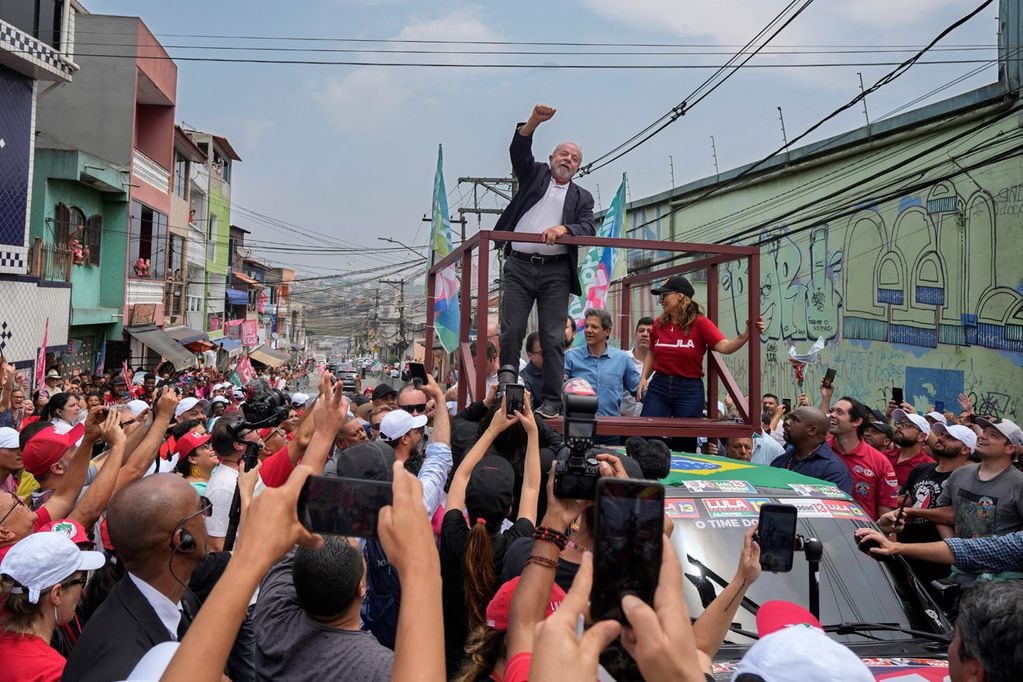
<box><xmin>128</xmin><ymin>572</ymin><xmax>182</xmax><ymax>640</ymax></box>
<box><xmin>512</xmin><ymin>179</ymin><xmax>569</xmax><ymax>255</ymax></box>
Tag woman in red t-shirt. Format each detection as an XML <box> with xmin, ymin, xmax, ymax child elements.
<box><xmin>638</xmin><ymin>276</ymin><xmax>762</xmax><ymax>447</ymax></box>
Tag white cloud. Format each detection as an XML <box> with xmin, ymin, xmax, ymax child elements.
<box><xmin>582</xmin><ymin>0</ymin><xmax>978</xmax><ymax>45</ymax></box>
<box><xmin>319</xmin><ymin>8</ymin><xmax>502</xmax><ymax>131</ymax></box>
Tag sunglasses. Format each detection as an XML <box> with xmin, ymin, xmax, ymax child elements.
<box><xmin>172</xmin><ymin>496</ymin><xmax>213</xmax><ymax>537</ymax></box>
<box><xmin>0</xmin><ymin>495</ymin><xmax>25</xmax><ymax>526</ymax></box>
<box><xmin>400</xmin><ymin>404</ymin><xmax>428</xmax><ymax>414</ymax></box>
<box><xmin>62</xmin><ymin>576</ymin><xmax>88</xmax><ymax>589</ymax></box>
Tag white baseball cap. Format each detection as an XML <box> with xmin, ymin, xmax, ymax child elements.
<box><xmin>290</xmin><ymin>392</ymin><xmax>310</xmax><ymax>406</ymax></box>
<box><xmin>931</xmin><ymin>422</ymin><xmax>977</xmax><ymax>453</ymax></box>
<box><xmin>379</xmin><ymin>409</ymin><xmax>427</xmax><ymax>441</ymax></box>
<box><xmin>210</xmin><ymin>396</ymin><xmax>230</xmax><ymax>405</ymax></box>
<box><xmin>973</xmin><ymin>416</ymin><xmax>1023</xmax><ymax>447</ymax></box>
<box><xmin>925</xmin><ymin>411</ymin><xmax>948</xmax><ymax>425</ymax></box>
<box><xmin>732</xmin><ymin>625</ymin><xmax>873</xmax><ymax>682</ymax></box>
<box><xmin>0</xmin><ymin>427</ymin><xmax>19</xmax><ymax>449</ymax></box>
<box><xmin>0</xmin><ymin>532</ymin><xmax>105</xmax><ymax>603</ymax></box>
<box><xmin>125</xmin><ymin>400</ymin><xmax>150</xmax><ymax>418</ymax></box>
<box><xmin>892</xmin><ymin>409</ymin><xmax>930</xmax><ymax>436</ymax></box>
<box><xmin>175</xmin><ymin>397</ymin><xmax>199</xmax><ymax>419</ymax></box>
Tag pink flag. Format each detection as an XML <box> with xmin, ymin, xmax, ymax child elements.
<box><xmin>34</xmin><ymin>318</ymin><xmax>49</xmax><ymax>391</ymax></box>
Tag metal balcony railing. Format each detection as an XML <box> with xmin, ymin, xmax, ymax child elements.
<box><xmin>132</xmin><ymin>148</ymin><xmax>170</xmax><ymax>193</ymax></box>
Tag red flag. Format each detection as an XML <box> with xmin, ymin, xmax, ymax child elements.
<box><xmin>236</xmin><ymin>356</ymin><xmax>254</xmax><ymax>386</ymax></box>
<box><xmin>34</xmin><ymin>318</ymin><xmax>49</xmax><ymax>391</ymax></box>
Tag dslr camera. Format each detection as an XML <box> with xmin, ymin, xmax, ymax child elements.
<box><xmin>240</xmin><ymin>378</ymin><xmax>290</xmax><ymax>427</ymax></box>
<box><xmin>554</xmin><ymin>379</ymin><xmax>601</xmax><ymax>499</ymax></box>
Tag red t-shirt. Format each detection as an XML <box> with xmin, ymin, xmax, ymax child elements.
<box><xmin>502</xmin><ymin>652</ymin><xmax>532</xmax><ymax>682</ymax></box>
<box><xmin>828</xmin><ymin>437</ymin><xmax>899</xmax><ymax>518</ymax></box>
<box><xmin>0</xmin><ymin>631</ymin><xmax>65</xmax><ymax>682</ymax></box>
<box><xmin>259</xmin><ymin>445</ymin><xmax>295</xmax><ymax>488</ymax></box>
<box><xmin>885</xmin><ymin>447</ymin><xmax>935</xmax><ymax>488</ymax></box>
<box><xmin>649</xmin><ymin>316</ymin><xmax>726</xmax><ymax>379</ymax></box>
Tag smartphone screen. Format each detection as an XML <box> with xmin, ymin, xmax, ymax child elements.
<box><xmin>782</xmin><ymin>398</ymin><xmax>792</xmax><ymax>412</ymax></box>
<box><xmin>823</xmin><ymin>368</ymin><xmax>836</xmax><ymax>388</ymax></box>
<box><xmin>934</xmin><ymin>400</ymin><xmax>945</xmax><ymax>413</ymax></box>
<box><xmin>504</xmin><ymin>384</ymin><xmax>524</xmax><ymax>417</ymax></box>
<box><xmin>757</xmin><ymin>504</ymin><xmax>798</xmax><ymax>572</ymax></box>
<box><xmin>297</xmin><ymin>476</ymin><xmax>393</xmax><ymax>538</ymax></box>
<box><xmin>408</xmin><ymin>362</ymin><xmax>428</xmax><ymax>384</ymax></box>
<box><xmin>591</xmin><ymin>478</ymin><xmax>664</xmax><ymax>622</ymax></box>
<box><xmin>892</xmin><ymin>386</ymin><xmax>904</xmax><ymax>404</ymax></box>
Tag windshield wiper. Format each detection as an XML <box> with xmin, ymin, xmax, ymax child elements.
<box><xmin>686</xmin><ymin>554</ymin><xmax>763</xmax><ymax>618</ymax></box>
<box><xmin>823</xmin><ymin>622</ymin><xmax>951</xmax><ymax>645</ymax></box>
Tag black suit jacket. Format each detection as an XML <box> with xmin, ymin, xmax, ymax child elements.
<box><xmin>63</xmin><ymin>575</ymin><xmax>194</xmax><ymax>682</ymax></box>
<box><xmin>494</xmin><ymin>125</ymin><xmax>596</xmax><ymax>296</ymax></box>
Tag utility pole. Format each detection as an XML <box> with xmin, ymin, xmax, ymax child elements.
<box><xmin>668</xmin><ymin>155</ymin><xmax>675</xmax><ymax>188</ymax></box>
<box><xmin>777</xmin><ymin>107</ymin><xmax>790</xmax><ymax>162</ymax></box>
<box><xmin>456</xmin><ymin>176</ymin><xmax>515</xmax><ymax>231</ymax></box>
<box><xmin>710</xmin><ymin>136</ymin><xmax>720</xmax><ymax>180</ymax></box>
<box><xmin>857</xmin><ymin>72</ymin><xmax>870</xmax><ymax>126</ymax></box>
<box><xmin>381</xmin><ymin>278</ymin><xmax>405</xmax><ymax>359</ymax></box>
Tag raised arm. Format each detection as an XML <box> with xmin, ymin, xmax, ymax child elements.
<box><xmin>714</xmin><ymin>319</ymin><xmax>765</xmax><ymax>355</ymax></box>
<box><xmin>692</xmin><ymin>526</ymin><xmax>761</xmax><ymax>658</ymax></box>
<box><xmin>42</xmin><ymin>409</ymin><xmax>103</xmax><ymax>521</ymax></box>
<box><xmin>514</xmin><ymin>393</ymin><xmax>541</xmax><ymax>525</ymax></box>
<box><xmin>286</xmin><ymin>389</ymin><xmax>320</xmax><ymax>465</ymax></box>
<box><xmin>0</xmin><ymin>363</ymin><xmax>14</xmax><ymax>412</ymax></box>
<box><xmin>68</xmin><ymin>411</ymin><xmax>125</xmax><ymax>529</ymax></box>
<box><xmin>114</xmin><ymin>386</ymin><xmax>178</xmax><ymax>490</ymax></box>
<box><xmin>445</xmin><ymin>398</ymin><xmax>516</xmax><ymax>513</ymax></box>
<box><xmin>303</xmin><ymin>374</ymin><xmax>348</xmax><ymax>475</ymax></box>
<box><xmin>421</xmin><ymin>374</ymin><xmax>449</xmax><ymax>446</ymax></box>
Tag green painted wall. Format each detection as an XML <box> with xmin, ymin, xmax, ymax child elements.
<box><xmin>621</xmin><ymin>102</ymin><xmax>1023</xmax><ymax>420</ymax></box>
<box><xmin>206</xmin><ymin>190</ymin><xmax>231</xmax><ymax>275</ymax></box>
<box><xmin>30</xmin><ymin>150</ymin><xmax>128</xmax><ymax>334</ymax></box>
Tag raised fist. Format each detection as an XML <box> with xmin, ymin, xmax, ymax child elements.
<box><xmin>530</xmin><ymin>104</ymin><xmax>556</xmax><ymax>123</ymax></box>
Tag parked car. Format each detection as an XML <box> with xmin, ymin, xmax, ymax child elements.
<box><xmin>660</xmin><ymin>452</ymin><xmax>951</xmax><ymax>680</ymax></box>
<box><xmin>335</xmin><ymin>362</ymin><xmax>360</xmax><ymax>392</ymax></box>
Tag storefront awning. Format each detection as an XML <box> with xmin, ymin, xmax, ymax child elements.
<box><xmin>213</xmin><ymin>337</ymin><xmax>243</xmax><ymax>357</ymax></box>
<box><xmin>226</xmin><ymin>288</ymin><xmax>249</xmax><ymax>306</ymax></box>
<box><xmin>125</xmin><ymin>325</ymin><xmax>196</xmax><ymax>371</ymax></box>
<box><xmin>248</xmin><ymin>345</ymin><xmax>289</xmax><ymax>368</ymax></box>
<box><xmin>165</xmin><ymin>326</ymin><xmax>208</xmax><ymax>346</ymax></box>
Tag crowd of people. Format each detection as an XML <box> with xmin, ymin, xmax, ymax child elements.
<box><xmin>1</xmin><ymin>100</ymin><xmax>1021</xmax><ymax>682</ymax></box>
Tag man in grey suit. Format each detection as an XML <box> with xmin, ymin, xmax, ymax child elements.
<box><xmin>495</xmin><ymin>104</ymin><xmax>595</xmax><ymax>418</ymax></box>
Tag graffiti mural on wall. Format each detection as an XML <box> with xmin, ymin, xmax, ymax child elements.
<box><xmin>843</xmin><ymin>181</ymin><xmax>1023</xmax><ymax>352</ymax></box>
<box><xmin>722</xmin><ymin>225</ymin><xmax>844</xmax><ymax>342</ymax></box>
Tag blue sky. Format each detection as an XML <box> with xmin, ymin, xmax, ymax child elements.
<box><xmin>86</xmin><ymin>1</ymin><xmax>1000</xmax><ymax>278</ymax></box>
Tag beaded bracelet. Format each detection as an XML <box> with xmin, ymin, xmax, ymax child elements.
<box><xmin>525</xmin><ymin>554</ymin><xmax>559</xmax><ymax>569</ymax></box>
<box><xmin>533</xmin><ymin>526</ymin><xmax>568</xmax><ymax>551</ymax></box>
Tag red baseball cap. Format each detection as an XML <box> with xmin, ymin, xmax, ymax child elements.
<box><xmin>755</xmin><ymin>600</ymin><xmax>823</xmax><ymax>636</ymax></box>
<box><xmin>22</xmin><ymin>424</ymin><xmax>85</xmax><ymax>477</ymax></box>
<box><xmin>175</xmin><ymin>431</ymin><xmax>213</xmax><ymax>459</ymax></box>
<box><xmin>485</xmin><ymin>576</ymin><xmax>565</xmax><ymax>632</ymax></box>
<box><xmin>39</xmin><ymin>518</ymin><xmax>93</xmax><ymax>548</ymax></box>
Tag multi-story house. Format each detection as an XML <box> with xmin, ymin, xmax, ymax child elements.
<box><xmin>0</xmin><ymin>0</ymin><xmax>79</xmax><ymax>382</ymax></box>
<box><xmin>34</xmin><ymin>12</ymin><xmax>193</xmax><ymax>372</ymax></box>
<box><xmin>182</xmin><ymin>130</ymin><xmax>239</xmax><ymax>341</ymax></box>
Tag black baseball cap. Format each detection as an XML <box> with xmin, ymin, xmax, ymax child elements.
<box><xmin>866</xmin><ymin>421</ymin><xmax>894</xmax><ymax>439</ymax></box>
<box><xmin>372</xmin><ymin>384</ymin><xmax>397</xmax><ymax>400</ymax></box>
<box><xmin>334</xmin><ymin>441</ymin><xmax>395</xmax><ymax>481</ymax></box>
<box><xmin>466</xmin><ymin>456</ymin><xmax>515</xmax><ymax>527</ymax></box>
<box><xmin>651</xmin><ymin>275</ymin><xmax>695</xmax><ymax>298</ymax></box>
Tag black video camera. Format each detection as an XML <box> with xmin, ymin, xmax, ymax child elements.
<box><xmin>554</xmin><ymin>379</ymin><xmax>601</xmax><ymax>499</ymax></box>
<box><xmin>240</xmin><ymin>378</ymin><xmax>290</xmax><ymax>426</ymax></box>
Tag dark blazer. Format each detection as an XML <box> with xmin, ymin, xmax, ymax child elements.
<box><xmin>63</xmin><ymin>575</ymin><xmax>194</xmax><ymax>682</ymax></box>
<box><xmin>494</xmin><ymin>125</ymin><xmax>596</xmax><ymax>296</ymax></box>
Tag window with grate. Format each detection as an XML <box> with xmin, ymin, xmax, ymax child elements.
<box><xmin>84</xmin><ymin>215</ymin><xmax>102</xmax><ymax>266</ymax></box>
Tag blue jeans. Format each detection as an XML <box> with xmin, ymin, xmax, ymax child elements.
<box><xmin>641</xmin><ymin>374</ymin><xmax>705</xmax><ymax>453</ymax></box>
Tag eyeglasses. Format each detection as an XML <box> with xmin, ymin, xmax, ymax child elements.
<box><xmin>400</xmin><ymin>404</ymin><xmax>428</xmax><ymax>414</ymax></box>
<box><xmin>0</xmin><ymin>495</ymin><xmax>25</xmax><ymax>526</ymax></box>
<box><xmin>172</xmin><ymin>496</ymin><xmax>213</xmax><ymax>537</ymax></box>
<box><xmin>62</xmin><ymin>576</ymin><xmax>88</xmax><ymax>589</ymax></box>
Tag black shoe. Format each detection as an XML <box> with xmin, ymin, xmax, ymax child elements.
<box><xmin>535</xmin><ymin>402</ymin><xmax>561</xmax><ymax>419</ymax></box>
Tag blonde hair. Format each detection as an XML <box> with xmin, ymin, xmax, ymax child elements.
<box><xmin>659</xmin><ymin>294</ymin><xmax>704</xmax><ymax>332</ymax></box>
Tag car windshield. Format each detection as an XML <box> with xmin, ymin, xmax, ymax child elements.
<box><xmin>668</xmin><ymin>495</ymin><xmax>950</xmax><ymax>654</ymax></box>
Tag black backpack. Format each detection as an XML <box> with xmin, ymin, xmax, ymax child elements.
<box><xmin>361</xmin><ymin>538</ymin><xmax>401</xmax><ymax>649</ymax></box>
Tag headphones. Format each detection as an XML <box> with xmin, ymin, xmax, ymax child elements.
<box><xmin>171</xmin><ymin>527</ymin><xmax>197</xmax><ymax>554</ymax></box>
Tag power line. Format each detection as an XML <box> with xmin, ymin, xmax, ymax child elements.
<box><xmin>622</xmin><ymin>0</ymin><xmax>996</xmax><ymax>239</ymax></box>
<box><xmin>581</xmin><ymin>0</ymin><xmax>816</xmax><ymax>174</ymax></box>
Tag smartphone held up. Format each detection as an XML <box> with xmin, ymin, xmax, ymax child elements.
<box><xmin>297</xmin><ymin>475</ymin><xmax>393</xmax><ymax>538</ymax></box>
<box><xmin>591</xmin><ymin>478</ymin><xmax>665</xmax><ymax>622</ymax></box>
<box><xmin>756</xmin><ymin>504</ymin><xmax>797</xmax><ymax>573</ymax></box>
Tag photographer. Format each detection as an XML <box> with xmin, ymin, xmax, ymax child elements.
<box><xmin>440</xmin><ymin>393</ymin><xmax>541</xmax><ymax>673</ymax></box>
<box><xmin>204</xmin><ymin>399</ymin><xmax>316</xmax><ymax>553</ymax></box>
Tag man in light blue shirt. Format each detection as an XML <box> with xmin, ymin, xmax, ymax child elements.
<box><xmin>564</xmin><ymin>309</ymin><xmax>640</xmax><ymax>443</ymax></box>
